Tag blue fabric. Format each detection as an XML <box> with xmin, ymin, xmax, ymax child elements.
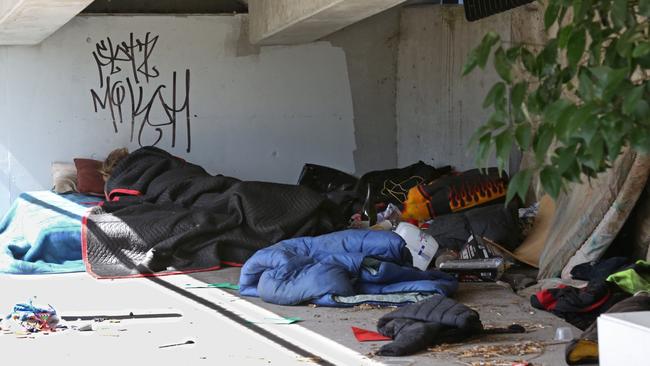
<box><xmin>239</xmin><ymin>230</ymin><xmax>458</xmax><ymax>306</ymax></box>
<box><xmin>0</xmin><ymin>191</ymin><xmax>102</xmax><ymax>274</ymax></box>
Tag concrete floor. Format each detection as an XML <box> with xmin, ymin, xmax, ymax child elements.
<box><xmin>0</xmin><ymin>269</ymin><xmax>580</xmax><ymax>366</ymax></box>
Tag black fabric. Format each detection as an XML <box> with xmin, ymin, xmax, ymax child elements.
<box><xmin>426</xmin><ymin>202</ymin><xmax>522</xmax><ymax>253</ymax></box>
<box><xmin>376</xmin><ymin>294</ymin><xmax>483</xmax><ymax>356</ymax></box>
<box><xmin>84</xmin><ymin>146</ymin><xmax>344</xmax><ymax>277</ymax></box>
<box><xmin>297</xmin><ymin>164</ymin><xmax>357</xmax><ymax>194</ymax></box>
<box><xmin>531</xmin><ymin>281</ymin><xmax>630</xmax><ymax>330</ymax></box>
<box><xmin>565</xmin><ymin>294</ymin><xmax>650</xmax><ymax>365</ymax></box>
<box><xmin>570</xmin><ymin>257</ymin><xmax>632</xmax><ymax>282</ymax></box>
<box><xmin>376</xmin><ymin>294</ymin><xmax>524</xmax><ymax>356</ymax></box>
<box><xmin>355</xmin><ymin>161</ymin><xmax>452</xmax><ymax>208</ymax></box>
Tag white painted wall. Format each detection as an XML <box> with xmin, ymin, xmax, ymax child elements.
<box><xmin>0</xmin><ymin>15</ymin><xmax>357</xmax><ymax>214</ymax></box>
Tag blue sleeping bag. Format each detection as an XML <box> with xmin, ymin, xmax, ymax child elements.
<box><xmin>239</xmin><ymin>230</ymin><xmax>458</xmax><ymax>306</ymax></box>
<box><xmin>0</xmin><ymin>191</ymin><xmax>102</xmax><ymax>274</ymax></box>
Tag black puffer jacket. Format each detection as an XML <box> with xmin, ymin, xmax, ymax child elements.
<box><xmin>376</xmin><ymin>295</ymin><xmax>483</xmax><ymax>356</ymax></box>
<box><xmin>377</xmin><ymin>294</ymin><xmax>524</xmax><ymax>356</ymax></box>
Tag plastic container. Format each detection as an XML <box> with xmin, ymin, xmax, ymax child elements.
<box><xmin>394</xmin><ymin>222</ymin><xmax>439</xmax><ymax>271</ymax></box>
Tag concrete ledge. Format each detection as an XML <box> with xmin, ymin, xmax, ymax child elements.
<box><xmin>248</xmin><ymin>0</ymin><xmax>406</xmax><ymax>45</ymax></box>
<box><xmin>0</xmin><ymin>0</ymin><xmax>93</xmax><ymax>45</ymax></box>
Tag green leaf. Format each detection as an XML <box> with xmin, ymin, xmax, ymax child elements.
<box><xmin>462</xmin><ymin>49</ymin><xmax>479</xmax><ymax>76</ymax></box>
<box><xmin>506</xmin><ymin>169</ymin><xmax>533</xmax><ymax>203</ymax></box>
<box><xmin>634</xmin><ymin>100</ymin><xmax>650</xmax><ymax>120</ymax></box>
<box><xmin>578</xmin><ymin>69</ymin><xmax>595</xmax><ymax>100</ymax></box>
<box><xmin>611</xmin><ymin>0</ymin><xmax>628</xmax><ymax>29</ymax></box>
<box><xmin>540</xmin><ymin>166</ymin><xmax>562</xmax><ymax>198</ymax></box>
<box><xmin>534</xmin><ymin>125</ymin><xmax>555</xmax><ymax>164</ymax></box>
<box><xmin>630</xmin><ymin>128</ymin><xmax>650</xmax><ymax>153</ymax></box>
<box><xmin>544</xmin><ymin>99</ymin><xmax>572</xmax><ymax>125</ymax></box>
<box><xmin>494</xmin><ymin>130</ymin><xmax>514</xmax><ymax>172</ymax></box>
<box><xmin>633</xmin><ymin>43</ymin><xmax>650</xmax><ymax>58</ymax></box>
<box><xmin>558</xmin><ymin>25</ymin><xmax>574</xmax><ymax>49</ymax></box>
<box><xmin>567</xmin><ymin>29</ymin><xmax>586</xmax><ymax>67</ymax></box>
<box><xmin>506</xmin><ymin>46</ymin><xmax>522</xmax><ymax>62</ymax></box>
<box><xmin>515</xmin><ymin>123</ymin><xmax>532</xmax><ymax>150</ymax></box>
<box><xmin>577</xmin><ymin>118</ymin><xmax>599</xmax><ymax>144</ymax></box>
<box><xmin>544</xmin><ymin>2</ymin><xmax>561</xmax><ymax>30</ymax></box>
<box><xmin>641</xmin><ymin>0</ymin><xmax>650</xmax><ymax>17</ymax></box>
<box><xmin>589</xmin><ymin>66</ymin><xmax>628</xmax><ymax>101</ymax></box>
<box><xmin>483</xmin><ymin>82</ymin><xmax>506</xmax><ymax>109</ymax></box>
<box><xmin>623</xmin><ymin>86</ymin><xmax>644</xmax><ymax>116</ymax></box>
<box><xmin>476</xmin><ymin>133</ymin><xmax>493</xmax><ymax>168</ymax></box>
<box><xmin>554</xmin><ymin>146</ymin><xmax>577</xmax><ymax>174</ymax></box>
<box><xmin>556</xmin><ymin>104</ymin><xmax>578</xmax><ymax>142</ymax></box>
<box><xmin>494</xmin><ymin>48</ymin><xmax>512</xmax><ymax>83</ymax></box>
<box><xmin>510</xmin><ymin>82</ymin><xmax>527</xmax><ymax>109</ymax></box>
<box><xmin>478</xmin><ymin>32</ymin><xmax>501</xmax><ymax>69</ymax></box>
<box><xmin>521</xmin><ymin>48</ymin><xmax>537</xmax><ymax>75</ymax></box>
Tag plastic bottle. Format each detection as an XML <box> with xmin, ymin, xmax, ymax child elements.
<box><xmin>361</xmin><ymin>183</ymin><xmax>377</xmax><ymax>226</ymax></box>
<box><xmin>394</xmin><ymin>222</ymin><xmax>439</xmax><ymax>271</ymax></box>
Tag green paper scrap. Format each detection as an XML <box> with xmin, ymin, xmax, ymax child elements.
<box><xmin>250</xmin><ymin>317</ymin><xmax>303</xmax><ymax>325</ymax></box>
<box><xmin>185</xmin><ymin>282</ymin><xmax>240</xmax><ymax>290</ymax></box>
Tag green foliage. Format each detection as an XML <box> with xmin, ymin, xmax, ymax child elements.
<box><xmin>464</xmin><ymin>0</ymin><xmax>650</xmax><ymax>202</ymax></box>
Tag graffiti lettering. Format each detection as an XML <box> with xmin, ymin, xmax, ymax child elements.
<box><xmin>90</xmin><ymin>32</ymin><xmax>192</xmax><ymax>152</ymax></box>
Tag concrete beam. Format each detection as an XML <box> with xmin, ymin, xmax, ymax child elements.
<box><xmin>0</xmin><ymin>0</ymin><xmax>93</xmax><ymax>45</ymax></box>
<box><xmin>248</xmin><ymin>0</ymin><xmax>407</xmax><ymax>45</ymax></box>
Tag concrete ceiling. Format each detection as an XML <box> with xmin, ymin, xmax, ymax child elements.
<box><xmin>0</xmin><ymin>0</ymin><xmax>94</xmax><ymax>45</ymax></box>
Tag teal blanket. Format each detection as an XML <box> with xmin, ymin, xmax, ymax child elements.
<box><xmin>0</xmin><ymin>191</ymin><xmax>102</xmax><ymax>274</ymax></box>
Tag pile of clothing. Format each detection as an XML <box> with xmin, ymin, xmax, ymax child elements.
<box><xmin>530</xmin><ymin>257</ymin><xmax>650</xmax><ymax>364</ymax></box>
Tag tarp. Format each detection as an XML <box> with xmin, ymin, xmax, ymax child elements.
<box><xmin>538</xmin><ymin>150</ymin><xmax>650</xmax><ymax>279</ymax></box>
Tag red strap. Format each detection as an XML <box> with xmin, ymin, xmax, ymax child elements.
<box><xmin>351</xmin><ymin>327</ymin><xmax>391</xmax><ymax>342</ymax></box>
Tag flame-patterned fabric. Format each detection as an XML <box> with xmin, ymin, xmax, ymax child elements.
<box><xmin>401</xmin><ymin>168</ymin><xmax>508</xmax><ymax>222</ymax></box>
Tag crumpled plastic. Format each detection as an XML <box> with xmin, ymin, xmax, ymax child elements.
<box><xmin>2</xmin><ymin>299</ymin><xmax>60</xmax><ymax>333</ymax></box>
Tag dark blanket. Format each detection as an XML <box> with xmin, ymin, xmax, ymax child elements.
<box><xmin>83</xmin><ymin>146</ymin><xmax>344</xmax><ymax>278</ymax></box>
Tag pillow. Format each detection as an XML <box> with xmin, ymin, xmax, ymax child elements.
<box><xmin>74</xmin><ymin>158</ymin><xmax>105</xmax><ymax>195</ymax></box>
<box><xmin>51</xmin><ymin>162</ymin><xmax>78</xmax><ymax>193</ymax></box>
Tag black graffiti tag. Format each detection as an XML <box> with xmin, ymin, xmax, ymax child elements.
<box><xmin>90</xmin><ymin>32</ymin><xmax>192</xmax><ymax>152</ymax></box>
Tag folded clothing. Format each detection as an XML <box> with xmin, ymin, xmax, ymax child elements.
<box><xmin>239</xmin><ymin>230</ymin><xmax>458</xmax><ymax>306</ymax></box>
<box><xmin>376</xmin><ymin>294</ymin><xmax>525</xmax><ymax>356</ymax></box>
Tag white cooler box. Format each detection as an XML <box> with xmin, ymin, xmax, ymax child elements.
<box><xmin>598</xmin><ymin>311</ymin><xmax>650</xmax><ymax>365</ymax></box>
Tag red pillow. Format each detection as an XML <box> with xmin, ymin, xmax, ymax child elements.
<box><xmin>73</xmin><ymin>158</ymin><xmax>105</xmax><ymax>195</ymax></box>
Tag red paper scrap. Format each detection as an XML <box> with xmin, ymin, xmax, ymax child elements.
<box><xmin>351</xmin><ymin>326</ymin><xmax>392</xmax><ymax>342</ymax></box>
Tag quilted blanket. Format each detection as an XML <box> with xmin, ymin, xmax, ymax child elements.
<box><xmin>0</xmin><ymin>191</ymin><xmax>101</xmax><ymax>274</ymax></box>
<box><xmin>239</xmin><ymin>230</ymin><xmax>458</xmax><ymax>306</ymax></box>
<box><xmin>83</xmin><ymin>146</ymin><xmax>344</xmax><ymax>278</ymax></box>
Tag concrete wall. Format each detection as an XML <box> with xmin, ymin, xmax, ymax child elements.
<box><xmin>325</xmin><ymin>6</ymin><xmax>401</xmax><ymax>175</ymax></box>
<box><xmin>395</xmin><ymin>4</ymin><xmax>544</xmax><ymax>171</ymax></box>
<box><xmin>0</xmin><ymin>15</ymin><xmax>357</xmax><ymax>214</ymax></box>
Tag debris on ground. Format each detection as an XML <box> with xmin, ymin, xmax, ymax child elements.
<box><xmin>428</xmin><ymin>341</ymin><xmax>546</xmax><ymax>365</ymax></box>
<box><xmin>1</xmin><ymin>298</ymin><xmax>62</xmax><ymax>334</ymax></box>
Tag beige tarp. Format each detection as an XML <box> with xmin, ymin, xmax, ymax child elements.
<box><xmin>537</xmin><ymin>150</ymin><xmax>650</xmax><ymax>279</ymax></box>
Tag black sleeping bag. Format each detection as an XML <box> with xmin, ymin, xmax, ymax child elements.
<box><xmin>83</xmin><ymin>146</ymin><xmax>345</xmax><ymax>278</ymax></box>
